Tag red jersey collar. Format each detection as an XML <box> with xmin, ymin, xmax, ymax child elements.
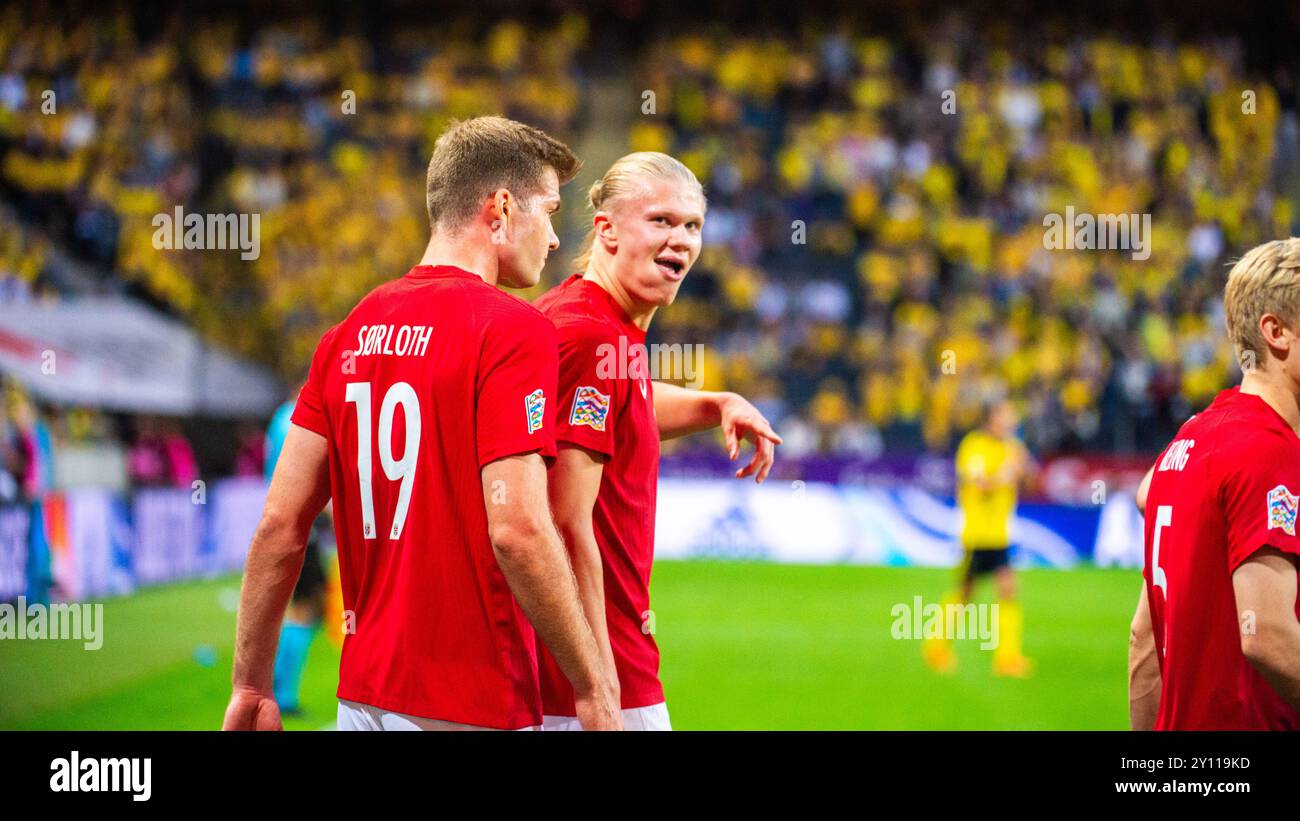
<box><xmin>1213</xmin><ymin>386</ymin><xmax>1299</xmax><ymax>435</ymax></box>
<box><xmin>406</xmin><ymin>264</ymin><xmax>483</xmax><ymax>281</ymax></box>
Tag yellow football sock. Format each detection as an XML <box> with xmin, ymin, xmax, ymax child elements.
<box><xmin>922</xmin><ymin>592</ymin><xmax>961</xmax><ymax>671</ymax></box>
<box><xmin>994</xmin><ymin>599</ymin><xmax>1023</xmax><ymax>663</ymax></box>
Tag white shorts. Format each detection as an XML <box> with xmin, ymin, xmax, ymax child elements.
<box><xmin>542</xmin><ymin>702</ymin><xmax>671</xmax><ymax>731</ymax></box>
<box><xmin>336</xmin><ymin>699</ymin><xmax>538</xmax><ymax>731</ymax></box>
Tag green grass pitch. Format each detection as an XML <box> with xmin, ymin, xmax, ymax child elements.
<box><xmin>0</xmin><ymin>561</ymin><xmax>1139</xmax><ymax>730</ymax></box>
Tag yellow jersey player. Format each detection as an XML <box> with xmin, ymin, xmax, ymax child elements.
<box><xmin>924</xmin><ymin>398</ymin><xmax>1034</xmax><ymax>677</ymax></box>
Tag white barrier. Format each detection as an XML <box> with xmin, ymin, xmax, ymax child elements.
<box><xmin>0</xmin><ymin>477</ymin><xmax>1143</xmax><ymax>603</ymax></box>
<box><xmin>654</xmin><ymin>479</ymin><xmax>1140</xmax><ymax>568</ymax></box>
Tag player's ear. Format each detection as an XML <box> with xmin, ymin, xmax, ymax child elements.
<box><xmin>491</xmin><ymin>188</ymin><xmax>512</xmax><ymax>218</ymax></box>
<box><xmin>594</xmin><ymin>212</ymin><xmax>617</xmax><ymax>252</ymax></box>
<box><xmin>486</xmin><ymin>188</ymin><xmax>512</xmax><ymax>242</ymax></box>
<box><xmin>1259</xmin><ymin>312</ymin><xmax>1290</xmax><ymax>355</ymax></box>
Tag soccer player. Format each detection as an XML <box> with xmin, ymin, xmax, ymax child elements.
<box><xmin>222</xmin><ymin>117</ymin><xmax>620</xmax><ymax>732</ymax></box>
<box><xmin>923</xmin><ymin>398</ymin><xmax>1034</xmax><ymax>677</ymax></box>
<box><xmin>1129</xmin><ymin>238</ymin><xmax>1300</xmax><ymax>730</ymax></box>
<box><xmin>533</xmin><ymin>152</ymin><xmax>782</xmax><ymax>730</ymax></box>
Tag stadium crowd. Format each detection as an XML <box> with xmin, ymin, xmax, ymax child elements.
<box><xmin>632</xmin><ymin>20</ymin><xmax>1299</xmax><ymax>455</ymax></box>
<box><xmin>2</xmin><ymin>8</ymin><xmax>1298</xmax><ymax>459</ymax></box>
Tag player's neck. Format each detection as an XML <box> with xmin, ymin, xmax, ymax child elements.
<box><xmin>582</xmin><ymin>261</ymin><xmax>656</xmax><ymax>331</ymax></box>
<box><xmin>417</xmin><ymin>232</ymin><xmax>499</xmax><ymax>286</ymax></box>
<box><xmin>1240</xmin><ymin>369</ymin><xmax>1300</xmax><ymax>434</ymax></box>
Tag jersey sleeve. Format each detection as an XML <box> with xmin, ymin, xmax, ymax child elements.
<box><xmin>289</xmin><ymin>327</ymin><xmax>336</xmax><ymax>438</ymax></box>
<box><xmin>1221</xmin><ymin>434</ymin><xmax>1300</xmax><ymax>571</ymax></box>
<box><xmin>553</xmin><ymin>323</ymin><xmax>621</xmax><ymax>459</ymax></box>
<box><xmin>475</xmin><ymin>307</ymin><xmax>559</xmax><ymax>468</ymax></box>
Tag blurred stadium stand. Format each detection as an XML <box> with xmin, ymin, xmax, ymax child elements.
<box><xmin>1</xmin><ymin>1</ymin><xmax>1298</xmax><ymax>493</ymax></box>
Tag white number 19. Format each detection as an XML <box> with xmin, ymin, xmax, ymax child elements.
<box><xmin>345</xmin><ymin>381</ymin><xmax>420</xmax><ymax>540</ymax></box>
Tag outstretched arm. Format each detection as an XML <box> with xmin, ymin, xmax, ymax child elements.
<box><xmin>652</xmin><ymin>383</ymin><xmax>782</xmax><ymax>482</ymax></box>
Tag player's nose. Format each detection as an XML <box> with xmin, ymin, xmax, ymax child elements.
<box><xmin>667</xmin><ymin>225</ymin><xmax>693</xmax><ymax>250</ymax></box>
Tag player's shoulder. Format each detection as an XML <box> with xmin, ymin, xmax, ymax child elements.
<box><xmin>1193</xmin><ymin>390</ymin><xmax>1293</xmax><ymax>439</ymax></box>
<box><xmin>533</xmin><ymin>274</ymin><xmax>585</xmax><ymax>316</ymax></box>
<box><xmin>1213</xmin><ymin>420</ymin><xmax>1300</xmax><ymax>463</ymax></box>
<box><xmin>550</xmin><ymin>310</ymin><xmax>624</xmax><ymax>351</ymax></box>
<box><xmin>306</xmin><ymin>319</ymin><xmax>347</xmax><ymax>360</ymax></box>
<box><xmin>473</xmin><ymin>286</ymin><xmax>557</xmax><ymax>354</ymax></box>
<box><xmin>1190</xmin><ymin>395</ymin><xmax>1300</xmax><ymax>476</ymax></box>
<box><xmin>313</xmin><ymin>279</ymin><xmax>402</xmax><ymax>343</ymax></box>
<box><xmin>535</xmin><ymin>278</ymin><xmax>622</xmax><ymax>338</ymax></box>
<box><xmin>956</xmin><ymin>429</ymin><xmax>986</xmax><ymax>453</ymax></box>
<box><xmin>333</xmin><ymin>277</ymin><xmax>409</xmax><ymax>329</ymax></box>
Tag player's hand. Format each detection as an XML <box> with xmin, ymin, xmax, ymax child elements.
<box><xmin>221</xmin><ymin>685</ymin><xmax>283</xmax><ymax>731</ymax></box>
<box><xmin>719</xmin><ymin>393</ymin><xmax>782</xmax><ymax>483</ymax></box>
<box><xmin>574</xmin><ymin>680</ymin><xmax>623</xmax><ymax>731</ymax></box>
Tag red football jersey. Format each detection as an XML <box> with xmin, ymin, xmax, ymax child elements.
<box><xmin>533</xmin><ymin>275</ymin><xmax>664</xmax><ymax>713</ymax></box>
<box><xmin>1143</xmin><ymin>387</ymin><xmax>1300</xmax><ymax>730</ymax></box>
<box><xmin>290</xmin><ymin>265</ymin><xmax>558</xmax><ymax>729</ymax></box>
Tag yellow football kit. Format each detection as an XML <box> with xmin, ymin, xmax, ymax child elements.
<box><xmin>922</xmin><ymin>428</ymin><xmax>1031</xmax><ymax>677</ymax></box>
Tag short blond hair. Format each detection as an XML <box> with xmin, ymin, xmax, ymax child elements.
<box><xmin>1224</xmin><ymin>238</ymin><xmax>1300</xmax><ymax>362</ymax></box>
<box><xmin>573</xmin><ymin>152</ymin><xmax>706</xmax><ymax>272</ymax></box>
<box><xmin>425</xmin><ymin>116</ymin><xmax>580</xmax><ymax>231</ymax></box>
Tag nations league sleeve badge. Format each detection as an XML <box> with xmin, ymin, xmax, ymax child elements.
<box><xmin>1267</xmin><ymin>484</ymin><xmax>1298</xmax><ymax>536</ymax></box>
<box><xmin>525</xmin><ymin>388</ymin><xmax>546</xmax><ymax>435</ymax></box>
<box><xmin>570</xmin><ymin>385</ymin><xmax>611</xmax><ymax>432</ymax></box>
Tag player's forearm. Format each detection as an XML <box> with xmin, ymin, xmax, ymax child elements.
<box><xmin>1128</xmin><ymin>683</ymin><xmax>1160</xmax><ymax>730</ymax></box>
<box><xmin>1127</xmin><ymin>629</ymin><xmax>1160</xmax><ymax>730</ymax></box>
<box><xmin>653</xmin><ymin>383</ymin><xmax>727</xmax><ymax>440</ymax></box>
<box><xmin>1244</xmin><ymin>621</ymin><xmax>1300</xmax><ymax>709</ymax></box>
<box><xmin>231</xmin><ymin>513</ymin><xmax>311</xmax><ymax>692</ymax></box>
<box><xmin>1127</xmin><ymin>584</ymin><xmax>1159</xmax><ymax>729</ymax></box>
<box><xmin>560</xmin><ymin>521</ymin><xmax>619</xmax><ymax>688</ymax></box>
<box><xmin>492</xmin><ymin>525</ymin><xmax>605</xmax><ymax>697</ymax></box>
